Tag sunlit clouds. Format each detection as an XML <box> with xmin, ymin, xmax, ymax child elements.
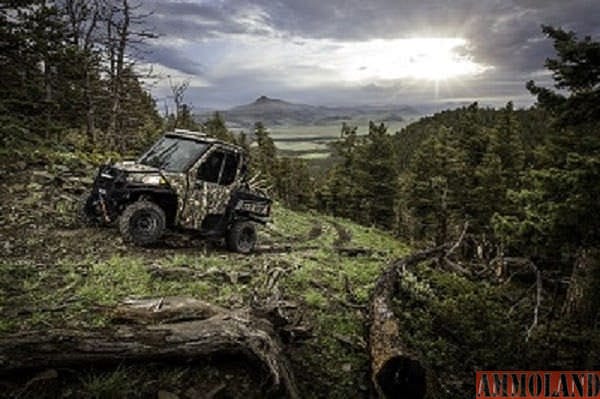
<box><xmin>160</xmin><ymin>36</ymin><xmax>490</xmax><ymax>87</ymax></box>
<box><xmin>333</xmin><ymin>38</ymin><xmax>490</xmax><ymax>82</ymax></box>
<box><xmin>141</xmin><ymin>0</ymin><xmax>600</xmax><ymax>108</ymax></box>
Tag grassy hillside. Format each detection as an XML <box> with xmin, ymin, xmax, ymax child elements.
<box><xmin>0</xmin><ymin>146</ymin><xmax>409</xmax><ymax>398</ymax></box>
<box><xmin>2</xmin><ymin>144</ymin><xmax>578</xmax><ymax>399</ymax></box>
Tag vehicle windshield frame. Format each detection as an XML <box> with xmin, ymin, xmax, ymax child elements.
<box><xmin>138</xmin><ymin>134</ymin><xmax>210</xmax><ymax>173</ymax></box>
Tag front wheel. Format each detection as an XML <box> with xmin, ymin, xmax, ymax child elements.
<box><xmin>77</xmin><ymin>193</ymin><xmax>98</xmax><ymax>227</ymax></box>
<box><xmin>119</xmin><ymin>201</ymin><xmax>166</xmax><ymax>246</ymax></box>
<box><xmin>226</xmin><ymin>221</ymin><xmax>257</xmax><ymax>254</ymax></box>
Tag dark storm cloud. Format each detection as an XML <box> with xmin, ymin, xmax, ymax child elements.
<box><xmin>141</xmin><ymin>0</ymin><xmax>600</xmax><ymax>107</ymax></box>
<box><xmin>146</xmin><ymin>1</ymin><xmax>276</xmax><ymax>40</ymax></box>
<box><xmin>146</xmin><ymin>44</ymin><xmax>206</xmax><ymax>76</ymax></box>
<box><xmin>462</xmin><ymin>1</ymin><xmax>600</xmax><ymax>73</ymax></box>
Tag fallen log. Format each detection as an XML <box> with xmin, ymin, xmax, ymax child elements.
<box><xmin>0</xmin><ymin>297</ymin><xmax>299</xmax><ymax>399</ymax></box>
<box><xmin>336</xmin><ymin>247</ymin><xmax>376</xmax><ymax>257</ymax></box>
<box><xmin>369</xmin><ymin>246</ymin><xmax>449</xmax><ymax>399</ymax></box>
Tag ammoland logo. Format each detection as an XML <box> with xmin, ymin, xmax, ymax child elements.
<box><xmin>476</xmin><ymin>371</ymin><xmax>600</xmax><ymax>398</ymax></box>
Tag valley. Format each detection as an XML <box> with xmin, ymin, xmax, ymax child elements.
<box><xmin>196</xmin><ymin>96</ymin><xmax>421</xmax><ymax>159</ymax></box>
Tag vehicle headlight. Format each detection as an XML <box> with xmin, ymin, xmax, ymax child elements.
<box><xmin>127</xmin><ymin>174</ymin><xmax>166</xmax><ymax>185</ymax></box>
<box><xmin>143</xmin><ymin>175</ymin><xmax>166</xmax><ymax>185</ymax></box>
<box><xmin>236</xmin><ymin>200</ymin><xmax>270</xmax><ymax>215</ymax></box>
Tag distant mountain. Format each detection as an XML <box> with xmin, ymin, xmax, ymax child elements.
<box><xmin>195</xmin><ymin>96</ymin><xmax>421</xmax><ymax>129</ymax></box>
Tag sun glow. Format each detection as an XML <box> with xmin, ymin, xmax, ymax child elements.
<box><xmin>192</xmin><ymin>35</ymin><xmax>489</xmax><ymax>93</ymax></box>
<box><xmin>336</xmin><ymin>38</ymin><xmax>488</xmax><ymax>82</ymax></box>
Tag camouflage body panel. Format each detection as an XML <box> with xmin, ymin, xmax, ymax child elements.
<box><xmin>178</xmin><ymin>145</ymin><xmax>244</xmax><ymax>230</ymax></box>
<box><xmin>180</xmin><ymin>182</ymin><xmax>237</xmax><ymax>229</ymax></box>
<box><xmin>161</xmin><ymin>172</ymin><xmax>188</xmax><ymax>224</ymax></box>
<box><xmin>206</xmin><ymin>184</ymin><xmax>235</xmax><ymax>214</ymax></box>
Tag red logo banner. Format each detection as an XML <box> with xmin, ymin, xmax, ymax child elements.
<box><xmin>476</xmin><ymin>371</ymin><xmax>600</xmax><ymax>399</ymax></box>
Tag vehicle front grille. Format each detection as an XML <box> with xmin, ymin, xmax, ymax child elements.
<box><xmin>94</xmin><ymin>166</ymin><xmax>124</xmax><ymax>191</ymax></box>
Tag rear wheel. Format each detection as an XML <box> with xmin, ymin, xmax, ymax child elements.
<box><xmin>226</xmin><ymin>221</ymin><xmax>257</xmax><ymax>254</ymax></box>
<box><xmin>119</xmin><ymin>201</ymin><xmax>166</xmax><ymax>246</ymax></box>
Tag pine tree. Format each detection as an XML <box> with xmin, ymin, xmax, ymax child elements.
<box><xmin>318</xmin><ymin>123</ymin><xmax>364</xmax><ymax>220</ymax></box>
<box><xmin>274</xmin><ymin>157</ymin><xmax>314</xmax><ymax>209</ymax></box>
<box><xmin>354</xmin><ymin>122</ymin><xmax>398</xmax><ymax>229</ymax></box>
<box><xmin>0</xmin><ymin>1</ymin><xmax>71</xmax><ymax>139</ymax></box>
<box><xmin>510</xmin><ymin>26</ymin><xmax>600</xmax><ymax>326</ymax></box>
<box><xmin>203</xmin><ymin>112</ymin><xmax>233</xmax><ymax>142</ymax></box>
<box><xmin>0</xmin><ymin>0</ymin><xmax>162</xmax><ymax>149</ymax></box>
<box><xmin>498</xmin><ymin>26</ymin><xmax>600</xmax><ymax>259</ymax></box>
<box><xmin>404</xmin><ymin>126</ymin><xmax>465</xmax><ymax>244</ymax></box>
<box><xmin>249</xmin><ymin>122</ymin><xmax>277</xmax><ymax>186</ymax></box>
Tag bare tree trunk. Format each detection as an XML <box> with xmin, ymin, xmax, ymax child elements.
<box><xmin>0</xmin><ymin>297</ymin><xmax>299</xmax><ymax>399</ymax></box>
<box><xmin>84</xmin><ymin>66</ymin><xmax>96</xmax><ymax>143</ymax></box>
<box><xmin>65</xmin><ymin>0</ymin><xmax>100</xmax><ymax>144</ymax></box>
<box><xmin>84</xmin><ymin>2</ymin><xmax>99</xmax><ymax>144</ymax></box>
<box><xmin>41</xmin><ymin>0</ymin><xmax>52</xmax><ymax>141</ymax></box>
<box><xmin>103</xmin><ymin>0</ymin><xmax>156</xmax><ymax>150</ymax></box>
<box><xmin>563</xmin><ymin>248</ymin><xmax>600</xmax><ymax>327</ymax></box>
<box><xmin>169</xmin><ymin>77</ymin><xmax>190</xmax><ymax>129</ymax></box>
<box><xmin>44</xmin><ymin>61</ymin><xmax>53</xmax><ymax>141</ymax></box>
<box><xmin>108</xmin><ymin>0</ymin><xmax>129</xmax><ymax>151</ymax></box>
<box><xmin>104</xmin><ymin>1</ymin><xmax>121</xmax><ymax>148</ymax></box>
<box><xmin>435</xmin><ymin>184</ymin><xmax>449</xmax><ymax>246</ymax></box>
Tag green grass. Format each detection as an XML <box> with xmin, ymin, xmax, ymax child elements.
<box><xmin>269</xmin><ymin>122</ymin><xmax>409</xmax><ymax>161</ymax></box>
<box><xmin>77</xmin><ymin>256</ymin><xmax>151</xmax><ymax>305</ymax></box>
<box><xmin>78</xmin><ymin>366</ymin><xmax>139</xmax><ymax>398</ymax></box>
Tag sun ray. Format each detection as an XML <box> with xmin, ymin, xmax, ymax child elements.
<box><xmin>336</xmin><ymin>38</ymin><xmax>489</xmax><ymax>82</ymax></box>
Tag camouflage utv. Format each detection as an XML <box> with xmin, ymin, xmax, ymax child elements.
<box><xmin>79</xmin><ymin>129</ymin><xmax>271</xmax><ymax>253</ymax></box>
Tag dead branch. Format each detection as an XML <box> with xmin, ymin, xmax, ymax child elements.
<box><xmin>562</xmin><ymin>248</ymin><xmax>600</xmax><ymax>326</ymax></box>
<box><xmin>444</xmin><ymin>221</ymin><xmax>469</xmax><ymax>259</ymax></box>
<box><xmin>441</xmin><ymin>222</ymin><xmax>471</xmax><ymax>276</ymax></box>
<box><xmin>527</xmin><ymin>262</ymin><xmax>542</xmax><ymax>342</ymax></box>
<box><xmin>254</xmin><ymin>244</ymin><xmax>321</xmax><ymax>254</ymax></box>
<box><xmin>497</xmin><ymin>257</ymin><xmax>542</xmax><ymax>341</ymax></box>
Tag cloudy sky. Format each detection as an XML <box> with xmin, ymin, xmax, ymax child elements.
<box><xmin>139</xmin><ymin>0</ymin><xmax>600</xmax><ymax>111</ymax></box>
